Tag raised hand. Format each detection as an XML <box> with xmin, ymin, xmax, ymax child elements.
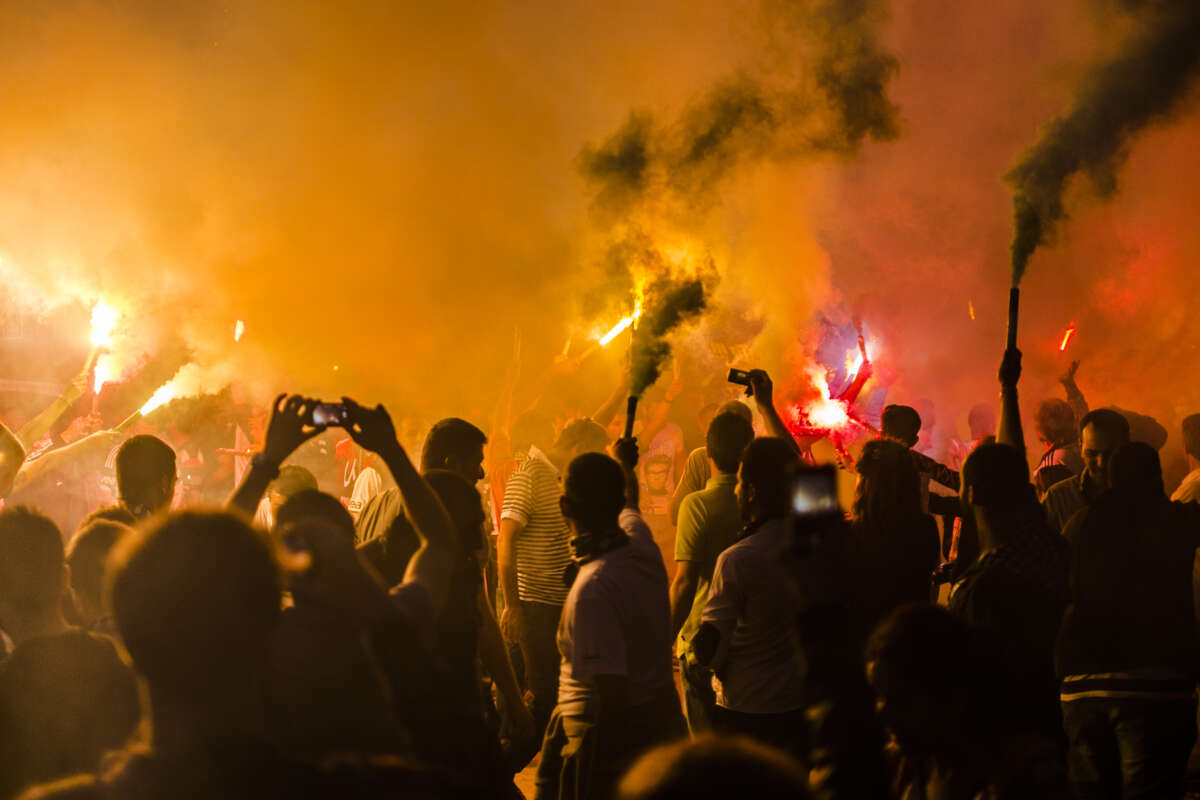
<box><xmin>341</xmin><ymin>397</ymin><xmax>401</xmax><ymax>457</ymax></box>
<box><xmin>612</xmin><ymin>437</ymin><xmax>639</xmax><ymax>471</ymax></box>
<box><xmin>262</xmin><ymin>394</ymin><xmax>323</xmax><ymax>465</ymax></box>
<box><xmin>746</xmin><ymin>369</ymin><xmax>774</xmax><ymax>406</ymax></box>
<box><xmin>1060</xmin><ymin>359</ymin><xmax>1081</xmax><ymax>386</ymax></box>
<box><xmin>998</xmin><ymin>348</ymin><xmax>1022</xmax><ymax>390</ymax></box>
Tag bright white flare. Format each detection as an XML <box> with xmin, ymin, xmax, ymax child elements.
<box><xmin>90</xmin><ymin>301</ymin><xmax>118</xmax><ymax>348</ymax></box>
<box><xmin>93</xmin><ymin>355</ymin><xmax>112</xmax><ymax>394</ymax></box>
<box><xmin>234</xmin><ymin>319</ymin><xmax>246</xmax><ymax>342</ymax></box>
<box><xmin>139</xmin><ymin>383</ymin><xmax>178</xmax><ymax>416</ymax></box>
<box><xmin>598</xmin><ymin>316</ymin><xmax>634</xmax><ymax>346</ymax></box>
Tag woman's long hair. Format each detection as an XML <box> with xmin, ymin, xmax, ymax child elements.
<box><xmin>852</xmin><ymin>439</ymin><xmax>924</xmax><ymax>532</ymax></box>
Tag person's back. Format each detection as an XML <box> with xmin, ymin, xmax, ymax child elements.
<box><xmin>1056</xmin><ymin>442</ymin><xmax>1200</xmax><ymax>799</ymax></box>
<box><xmin>114</xmin><ymin>435</ymin><xmax>176</xmax><ymax>521</ymax></box>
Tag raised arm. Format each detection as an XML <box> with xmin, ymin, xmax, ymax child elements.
<box><xmin>0</xmin><ymin>419</ymin><xmax>26</xmax><ymax>498</ymax></box>
<box><xmin>16</xmin><ymin>365</ymin><xmax>89</xmax><ymax>449</ymax></box>
<box><xmin>1060</xmin><ymin>360</ymin><xmax>1089</xmax><ymax>423</ymax></box>
<box><xmin>613</xmin><ymin>437</ymin><xmax>640</xmax><ymax>512</ymax></box>
<box><xmin>996</xmin><ymin>348</ymin><xmax>1026</xmax><ymax>455</ymax></box>
<box><xmin>227</xmin><ymin>394</ymin><xmax>322</xmax><ymax>517</ymax></box>
<box><xmin>343</xmin><ymin>399</ymin><xmax>457</xmax><ymax>615</ymax></box>
<box><xmin>746</xmin><ymin>370</ymin><xmax>810</xmax><ymax>459</ymax></box>
<box><xmin>11</xmin><ymin>430</ymin><xmax>120</xmax><ymax>496</ymax></box>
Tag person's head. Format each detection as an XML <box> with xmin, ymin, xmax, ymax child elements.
<box><xmin>561</xmin><ymin>452</ymin><xmax>626</xmax><ymax>540</ymax></box>
<box><xmin>0</xmin><ymin>507</ymin><xmax>66</xmax><ymax>628</ymax></box>
<box><xmin>706</xmin><ymin>411</ymin><xmax>755</xmax><ymax>476</ymax></box>
<box><xmin>618</xmin><ymin>735</ymin><xmax>808</xmax><ymax>800</ymax></box>
<box><xmin>854</xmin><ymin>439</ymin><xmax>923</xmax><ymax>526</ymax></box>
<box><xmin>420</xmin><ymin>418</ymin><xmax>487</xmax><ymax>483</ymax></box>
<box><xmin>553</xmin><ymin>418</ymin><xmax>610</xmax><ymax>463</ymax></box>
<box><xmin>967</xmin><ymin>404</ymin><xmax>997</xmax><ymax>441</ymax></box>
<box><xmin>737</xmin><ymin>437</ymin><xmax>801</xmax><ymax>523</ymax></box>
<box><xmin>866</xmin><ymin>604</ymin><xmax>975</xmax><ymax>758</ymax></box>
<box><xmin>644</xmin><ymin>454</ymin><xmax>672</xmax><ymax>494</ymax></box>
<box><xmin>1034</xmin><ymin>398</ymin><xmax>1076</xmax><ymax>448</ymax></box>
<box><xmin>510</xmin><ymin>410</ymin><xmax>555</xmax><ymax>455</ymax></box>
<box><xmin>266</xmin><ymin>465</ymin><xmax>318</xmax><ymax>521</ymax></box>
<box><xmin>1182</xmin><ymin>414</ymin><xmax>1200</xmax><ymax>465</ymax></box>
<box><xmin>78</xmin><ymin>505</ymin><xmax>137</xmax><ymax>529</ymax></box>
<box><xmin>1109</xmin><ymin>441</ymin><xmax>1164</xmax><ymax>500</ymax></box>
<box><xmin>880</xmin><ymin>405</ymin><xmax>921</xmax><ymax>448</ymax></box>
<box><xmin>423</xmin><ymin>470</ymin><xmax>487</xmax><ymax>570</ymax></box>
<box><xmin>108</xmin><ymin>511</ymin><xmax>281</xmax><ymax>700</ymax></box>
<box><xmin>1080</xmin><ymin>409</ymin><xmax>1131</xmax><ymax>485</ymax></box>
<box><xmin>960</xmin><ymin>443</ymin><xmax>1033</xmax><ymax>517</ymax></box>
<box><xmin>716</xmin><ymin>400</ymin><xmax>754</xmax><ymax>426</ymax></box>
<box><xmin>115</xmin><ymin>435</ymin><xmax>177</xmax><ymax>518</ymax></box>
<box><xmin>66</xmin><ymin>519</ymin><xmax>131</xmax><ymax>624</ymax></box>
<box><xmin>275</xmin><ymin>489</ymin><xmax>354</xmax><ymax>542</ymax></box>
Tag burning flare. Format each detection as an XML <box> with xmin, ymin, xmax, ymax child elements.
<box><xmin>89</xmin><ymin>301</ymin><xmax>119</xmax><ymax>348</ymax></box>
<box><xmin>139</xmin><ymin>383</ymin><xmax>179</xmax><ymax>416</ymax></box>
<box><xmin>1059</xmin><ymin>325</ymin><xmax>1077</xmax><ymax>353</ymax></box>
<box><xmin>234</xmin><ymin>319</ymin><xmax>246</xmax><ymax>342</ymax></box>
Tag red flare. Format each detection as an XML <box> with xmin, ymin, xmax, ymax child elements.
<box><xmin>1059</xmin><ymin>326</ymin><xmax>1077</xmax><ymax>352</ymax></box>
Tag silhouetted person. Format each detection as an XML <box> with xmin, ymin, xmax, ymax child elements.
<box><xmin>617</xmin><ymin>735</ymin><xmax>808</xmax><ymax>800</ymax></box>
<box><xmin>535</xmin><ymin>445</ymin><xmax>685</xmax><ymax>800</ymax></box>
<box><xmin>0</xmin><ymin>508</ymin><xmax>138</xmax><ymax>798</ymax></box>
<box><xmin>1171</xmin><ymin>413</ymin><xmax>1200</xmax><ymax>503</ymax></box>
<box><xmin>670</xmin><ymin>411</ymin><xmax>755</xmax><ymax>734</ymax></box>
<box><xmin>846</xmin><ymin>439</ymin><xmax>939</xmax><ymax>645</ymax></box>
<box><xmin>867</xmin><ymin>604</ymin><xmax>1068</xmax><ymax>799</ymax></box>
<box><xmin>1032</xmin><ymin>398</ymin><xmax>1083</xmax><ymax>498</ymax></box>
<box><xmin>254</xmin><ymin>464</ymin><xmax>318</xmax><ymax>529</ymax></box>
<box><xmin>65</xmin><ymin>519</ymin><xmax>131</xmax><ymax>636</ymax></box>
<box><xmin>667</xmin><ymin>401</ymin><xmax>754</xmax><ymax>525</ymax></box>
<box><xmin>1043</xmin><ymin>409</ymin><xmax>1130</xmax><ymax>534</ymax></box>
<box><xmin>881</xmin><ymin>405</ymin><xmax>921</xmax><ymax>448</ymax></box>
<box><xmin>114</xmin><ymin>435</ymin><xmax>176</xmax><ymax>520</ymax></box>
<box><xmin>355</xmin><ymin>417</ymin><xmax>487</xmax><ymax>544</ymax></box>
<box><xmin>951</xmin><ymin>443</ymin><xmax>1069</xmax><ymax>745</ymax></box>
<box><xmin>1057</xmin><ymin>442</ymin><xmax>1200</xmax><ymax>799</ymax></box>
<box><xmin>693</xmin><ymin>437</ymin><xmax>807</xmax><ymax>759</ymax></box>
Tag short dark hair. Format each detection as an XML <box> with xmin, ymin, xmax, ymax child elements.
<box><xmin>854</xmin><ymin>439</ymin><xmax>923</xmax><ymax>526</ymax></box>
<box><xmin>881</xmin><ymin>405</ymin><xmax>921</xmax><ymax>448</ymax></box>
<box><xmin>420</xmin><ymin>418</ymin><xmax>487</xmax><ymax>472</ymax></box>
<box><xmin>564</xmin><ymin>452</ymin><xmax>626</xmax><ymax>525</ymax></box>
<box><xmin>866</xmin><ymin>604</ymin><xmax>972</xmax><ymax>697</ymax></box>
<box><xmin>0</xmin><ymin>507</ymin><xmax>65</xmax><ymax>612</ymax></box>
<box><xmin>555</xmin><ymin>418</ymin><xmax>610</xmax><ymax>456</ymax></box>
<box><xmin>66</xmin><ymin>520</ymin><xmax>131</xmax><ymax>608</ymax></box>
<box><xmin>740</xmin><ymin>437</ymin><xmax>801</xmax><ymax>516</ymax></box>
<box><xmin>1109</xmin><ymin>441</ymin><xmax>1164</xmax><ymax>498</ymax></box>
<box><xmin>78</xmin><ymin>506</ymin><xmax>136</xmax><ymax>529</ymax></box>
<box><xmin>618</xmin><ymin>734</ymin><xmax>808</xmax><ymax>800</ymax></box>
<box><xmin>707</xmin><ymin>412</ymin><xmax>755</xmax><ymax>474</ymax></box>
<box><xmin>1080</xmin><ymin>408</ymin><xmax>1131</xmax><ymax>441</ymax></box>
<box><xmin>109</xmin><ymin>511</ymin><xmax>281</xmax><ymax>695</ymax></box>
<box><xmin>716</xmin><ymin>400</ymin><xmax>754</xmax><ymax>425</ymax></box>
<box><xmin>1182</xmin><ymin>414</ymin><xmax>1200</xmax><ymax>460</ymax></box>
<box><xmin>1034</xmin><ymin>399</ymin><xmax>1076</xmax><ymax>446</ymax></box>
<box><xmin>115</xmin><ymin>435</ymin><xmax>176</xmax><ymax>509</ymax></box>
<box><xmin>269</xmin><ymin>465</ymin><xmax>318</xmax><ymax>499</ymax></box>
<box><xmin>275</xmin><ymin>489</ymin><xmax>354</xmax><ymax>541</ymax></box>
<box><xmin>961</xmin><ymin>442</ymin><xmax>1031</xmax><ymax>509</ymax></box>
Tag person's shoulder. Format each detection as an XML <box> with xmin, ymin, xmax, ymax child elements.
<box><xmin>15</xmin><ymin>774</ymin><xmax>102</xmax><ymax>800</ymax></box>
<box><xmin>1044</xmin><ymin>474</ymin><xmax>1082</xmax><ymax>502</ymax></box>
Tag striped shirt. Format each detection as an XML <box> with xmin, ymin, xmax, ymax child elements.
<box><xmin>501</xmin><ymin>446</ymin><xmax>570</xmax><ymax>606</ymax></box>
<box><xmin>1061</xmin><ymin>672</ymin><xmax>1196</xmax><ymax>703</ymax></box>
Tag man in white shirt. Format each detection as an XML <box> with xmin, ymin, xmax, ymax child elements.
<box><xmin>1172</xmin><ymin>414</ymin><xmax>1200</xmax><ymax>503</ymax></box>
<box><xmin>694</xmin><ymin>436</ymin><xmax>807</xmax><ymax>760</ymax></box>
<box><xmin>535</xmin><ymin>443</ymin><xmax>685</xmax><ymax>800</ymax></box>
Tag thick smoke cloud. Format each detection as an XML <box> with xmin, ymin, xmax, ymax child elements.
<box><xmin>1007</xmin><ymin>0</ymin><xmax>1200</xmax><ymax>283</ymax></box>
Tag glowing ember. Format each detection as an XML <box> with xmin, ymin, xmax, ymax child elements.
<box><xmin>139</xmin><ymin>383</ymin><xmax>178</xmax><ymax>416</ymax></box>
<box><xmin>598</xmin><ymin>315</ymin><xmax>635</xmax><ymax>346</ymax></box>
<box><xmin>90</xmin><ymin>301</ymin><xmax>119</xmax><ymax>348</ymax></box>
<box><xmin>1059</xmin><ymin>325</ymin><xmax>1076</xmax><ymax>352</ymax></box>
<box><xmin>968</xmin><ymin>300</ymin><xmax>976</xmax><ymax>321</ymax></box>
<box><xmin>234</xmin><ymin>319</ymin><xmax>246</xmax><ymax>342</ymax></box>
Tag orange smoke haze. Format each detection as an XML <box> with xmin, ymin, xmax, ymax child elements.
<box><xmin>0</xmin><ymin>0</ymin><xmax>1197</xmax><ymax>457</ymax></box>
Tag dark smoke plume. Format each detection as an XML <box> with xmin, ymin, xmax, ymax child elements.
<box><xmin>631</xmin><ymin>274</ymin><xmax>710</xmax><ymax>396</ymax></box>
<box><xmin>1007</xmin><ymin>0</ymin><xmax>1200</xmax><ymax>283</ymax></box>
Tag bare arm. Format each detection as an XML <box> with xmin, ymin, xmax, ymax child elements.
<box><xmin>497</xmin><ymin>517</ymin><xmax>526</xmax><ymax>642</ymax></box>
<box><xmin>592</xmin><ymin>371</ymin><xmax>631</xmax><ymax>430</ymax></box>
<box><xmin>12</xmin><ymin>430</ymin><xmax>119</xmax><ymax>495</ymax></box>
<box><xmin>228</xmin><ymin>395</ymin><xmax>321</xmax><ymax>517</ymax></box>
<box><xmin>747</xmin><ymin>370</ymin><xmax>807</xmax><ymax>459</ymax></box>
<box><xmin>670</xmin><ymin>561</ymin><xmax>701</xmax><ymax>641</ymax></box>
<box><xmin>0</xmin><ymin>419</ymin><xmax>26</xmax><ymax>498</ymax></box>
<box><xmin>996</xmin><ymin>349</ymin><xmax>1026</xmax><ymax>455</ymax></box>
<box><xmin>1060</xmin><ymin>360</ymin><xmax>1089</xmax><ymax>423</ymax></box>
<box><xmin>476</xmin><ymin>587</ymin><xmax>533</xmax><ymax>739</ymax></box>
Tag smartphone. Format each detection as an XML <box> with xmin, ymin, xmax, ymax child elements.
<box><xmin>728</xmin><ymin>368</ymin><xmax>752</xmax><ymax>387</ymax></box>
<box><xmin>792</xmin><ymin>466</ymin><xmax>840</xmax><ymax>516</ymax></box>
<box><xmin>311</xmin><ymin>402</ymin><xmax>350</xmax><ymax>428</ymax></box>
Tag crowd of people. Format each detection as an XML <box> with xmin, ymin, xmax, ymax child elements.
<box><xmin>0</xmin><ymin>341</ymin><xmax>1199</xmax><ymax>800</ymax></box>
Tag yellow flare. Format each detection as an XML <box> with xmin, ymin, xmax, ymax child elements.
<box><xmin>139</xmin><ymin>383</ymin><xmax>178</xmax><ymax>416</ymax></box>
<box><xmin>93</xmin><ymin>355</ymin><xmax>112</xmax><ymax>394</ymax></box>
<box><xmin>968</xmin><ymin>300</ymin><xmax>976</xmax><ymax>321</ymax></box>
<box><xmin>234</xmin><ymin>319</ymin><xmax>246</xmax><ymax>342</ymax></box>
<box><xmin>90</xmin><ymin>301</ymin><xmax>119</xmax><ymax>348</ymax></box>
<box><xmin>598</xmin><ymin>316</ymin><xmax>634</xmax><ymax>346</ymax></box>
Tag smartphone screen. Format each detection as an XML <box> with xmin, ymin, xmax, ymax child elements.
<box><xmin>312</xmin><ymin>403</ymin><xmax>346</xmax><ymax>427</ymax></box>
<box><xmin>792</xmin><ymin>467</ymin><xmax>839</xmax><ymax>516</ymax></box>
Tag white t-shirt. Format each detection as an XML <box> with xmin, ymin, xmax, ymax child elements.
<box><xmin>1172</xmin><ymin>468</ymin><xmax>1200</xmax><ymax>504</ymax></box>
<box><xmin>701</xmin><ymin>517</ymin><xmax>805</xmax><ymax>714</ymax></box>
<box><xmin>348</xmin><ymin>466</ymin><xmax>383</xmax><ymax>521</ymax></box>
<box><xmin>555</xmin><ymin>510</ymin><xmax>675</xmax><ymax>716</ymax></box>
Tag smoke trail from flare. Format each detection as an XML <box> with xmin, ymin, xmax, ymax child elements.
<box><xmin>1007</xmin><ymin>0</ymin><xmax>1200</xmax><ymax>284</ymax></box>
<box><xmin>630</xmin><ymin>274</ymin><xmax>709</xmax><ymax>396</ymax></box>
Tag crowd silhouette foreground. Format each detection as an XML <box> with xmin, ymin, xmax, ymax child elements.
<box><xmin>0</xmin><ymin>348</ymin><xmax>1198</xmax><ymax>800</ymax></box>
